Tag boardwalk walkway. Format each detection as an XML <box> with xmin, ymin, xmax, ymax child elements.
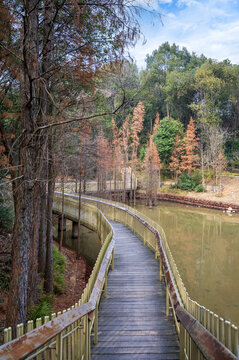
<box><xmin>91</xmin><ymin>221</ymin><xmax>180</xmax><ymax>360</ymax></box>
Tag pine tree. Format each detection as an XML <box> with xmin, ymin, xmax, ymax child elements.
<box><xmin>169</xmin><ymin>134</ymin><xmax>185</xmax><ymax>182</ymax></box>
<box><xmin>144</xmin><ymin>135</ymin><xmax>160</xmax><ymax>207</ymax></box>
<box><xmin>181</xmin><ymin>117</ymin><xmax>199</xmax><ymax>173</ymax></box>
<box><xmin>130</xmin><ymin>102</ymin><xmax>145</xmax><ymax>204</ymax></box>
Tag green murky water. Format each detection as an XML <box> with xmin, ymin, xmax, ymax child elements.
<box><xmin>135</xmin><ymin>201</ymin><xmax>239</xmax><ymax>326</ymax></box>
<box><xmin>53</xmin><ymin>217</ymin><xmax>101</xmax><ymax>267</ymax></box>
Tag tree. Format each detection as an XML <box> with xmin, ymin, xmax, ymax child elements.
<box><xmin>181</xmin><ymin>117</ymin><xmax>199</xmax><ymax>173</ymax></box>
<box><xmin>190</xmin><ymin>61</ymin><xmax>223</xmax><ymax>127</ymax></box>
<box><xmin>153</xmin><ymin>116</ymin><xmax>183</xmax><ymax>166</ymax></box>
<box><xmin>130</xmin><ymin>101</ymin><xmax>145</xmax><ymax>204</ymax></box>
<box><xmin>144</xmin><ymin>135</ymin><xmax>160</xmax><ymax>207</ymax></box>
<box><xmin>120</xmin><ymin>116</ymin><xmax>130</xmax><ymax>202</ymax></box>
<box><xmin>139</xmin><ymin>42</ymin><xmax>206</xmax><ymax>133</ymax></box>
<box><xmin>97</xmin><ymin>130</ymin><xmax>112</xmax><ymax>196</ymax></box>
<box><xmin>169</xmin><ymin>134</ymin><xmax>185</xmax><ymax>182</ymax></box>
<box><xmin>202</xmin><ymin>125</ymin><xmax>227</xmax><ymax>183</ymax></box>
<box><xmin>4</xmin><ymin>0</ymin><xmax>144</xmax><ymax>329</ymax></box>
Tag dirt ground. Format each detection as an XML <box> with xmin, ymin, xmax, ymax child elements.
<box><xmin>186</xmin><ymin>176</ymin><xmax>239</xmax><ymax>205</ymax></box>
<box><xmin>0</xmin><ymin>240</ymin><xmax>92</xmax><ymax>334</ymax></box>
<box><xmin>52</xmin><ymin>241</ymin><xmax>92</xmax><ymax>313</ymax></box>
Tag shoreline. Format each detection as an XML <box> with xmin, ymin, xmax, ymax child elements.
<box><xmin>136</xmin><ymin>191</ymin><xmax>239</xmax><ymax>212</ymax></box>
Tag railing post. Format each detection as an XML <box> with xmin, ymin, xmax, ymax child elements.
<box><xmin>104</xmin><ymin>273</ymin><xmax>108</xmax><ymax>298</ymax></box>
<box><xmin>155</xmin><ymin>242</ymin><xmax>158</xmax><ymax>259</ymax></box>
<box><xmin>166</xmin><ymin>285</ymin><xmax>169</xmax><ymax>316</ymax></box>
<box><xmin>180</xmin><ymin>322</ymin><xmax>185</xmax><ymax>360</ymax></box>
<box><xmin>56</xmin><ymin>333</ymin><xmax>63</xmax><ymax>360</ymax></box>
<box><xmin>159</xmin><ymin>257</ymin><xmax>162</xmax><ymax>282</ymax></box>
<box><xmin>94</xmin><ymin>301</ymin><xmax>99</xmax><ymax>345</ymax></box>
<box><xmin>85</xmin><ymin>317</ymin><xmax>90</xmax><ymax>360</ymax></box>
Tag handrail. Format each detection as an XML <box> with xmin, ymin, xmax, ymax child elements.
<box><xmin>78</xmin><ymin>194</ymin><xmax>238</xmax><ymax>360</ymax></box>
<box><xmin>1</xmin><ymin>193</ymin><xmax>238</xmax><ymax>359</ymax></box>
<box><xmin>0</xmin><ymin>198</ymin><xmax>115</xmax><ymax>360</ymax></box>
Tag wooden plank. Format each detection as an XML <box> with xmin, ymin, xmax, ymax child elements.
<box><xmin>91</xmin><ymin>221</ymin><xmax>179</xmax><ymax>360</ymax></box>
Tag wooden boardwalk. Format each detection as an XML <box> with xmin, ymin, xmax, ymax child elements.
<box><xmin>91</xmin><ymin>221</ymin><xmax>180</xmax><ymax>360</ymax></box>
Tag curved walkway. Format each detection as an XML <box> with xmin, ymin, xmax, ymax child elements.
<box><xmin>91</xmin><ymin>221</ymin><xmax>179</xmax><ymax>360</ymax></box>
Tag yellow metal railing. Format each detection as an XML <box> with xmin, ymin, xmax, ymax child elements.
<box><xmin>1</xmin><ymin>197</ymin><xmax>114</xmax><ymax>359</ymax></box>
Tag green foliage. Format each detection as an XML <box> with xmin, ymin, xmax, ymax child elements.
<box><xmin>139</xmin><ymin>146</ymin><xmax>146</xmax><ymax>160</ymax></box>
<box><xmin>194</xmin><ymin>184</ymin><xmax>205</xmax><ymax>192</ymax></box>
<box><xmin>27</xmin><ymin>294</ymin><xmax>53</xmax><ymax>322</ymax></box>
<box><xmin>176</xmin><ymin>172</ymin><xmax>205</xmax><ymax>192</ymax></box>
<box><xmin>53</xmin><ymin>246</ymin><xmax>66</xmax><ymax>294</ymax></box>
<box><xmin>204</xmin><ymin>170</ymin><xmax>214</xmax><ymax>182</ymax></box>
<box><xmin>153</xmin><ymin>117</ymin><xmax>183</xmax><ymax>165</ymax></box>
<box><xmin>0</xmin><ymin>204</ymin><xmax>13</xmax><ymax>230</ymax></box>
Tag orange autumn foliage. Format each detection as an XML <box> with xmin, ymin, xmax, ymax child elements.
<box><xmin>181</xmin><ymin>117</ymin><xmax>199</xmax><ymax>173</ymax></box>
<box><xmin>169</xmin><ymin>134</ymin><xmax>184</xmax><ymax>179</ymax></box>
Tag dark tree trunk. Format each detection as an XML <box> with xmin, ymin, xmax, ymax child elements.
<box><xmin>44</xmin><ymin>129</ymin><xmax>54</xmax><ymax>293</ymax></box>
<box><xmin>38</xmin><ymin>184</ymin><xmax>47</xmax><ymax>274</ymax></box>
<box><xmin>6</xmin><ymin>0</ymin><xmax>40</xmax><ymax>328</ymax></box>
<box><xmin>38</xmin><ymin>0</ymin><xmax>54</xmax><ymax>275</ymax></box>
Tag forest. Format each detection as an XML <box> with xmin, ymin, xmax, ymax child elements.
<box><xmin>1</xmin><ymin>0</ymin><xmax>239</xmax><ymax>333</ymax></box>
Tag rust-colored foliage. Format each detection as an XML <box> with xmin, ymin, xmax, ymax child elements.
<box><xmin>169</xmin><ymin>134</ymin><xmax>185</xmax><ymax>180</ymax></box>
<box><xmin>97</xmin><ymin>130</ymin><xmax>112</xmax><ymax>192</ymax></box>
<box><xmin>181</xmin><ymin>117</ymin><xmax>199</xmax><ymax>173</ymax></box>
<box><xmin>131</xmin><ymin>102</ymin><xmax>145</xmax><ymax>154</ymax></box>
<box><xmin>144</xmin><ymin>135</ymin><xmax>160</xmax><ymax>206</ymax></box>
<box><xmin>144</xmin><ymin>135</ymin><xmax>160</xmax><ymax>172</ymax></box>
<box><xmin>153</xmin><ymin>112</ymin><xmax>160</xmax><ymax>136</ymax></box>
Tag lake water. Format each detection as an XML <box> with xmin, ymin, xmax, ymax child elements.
<box><xmin>135</xmin><ymin>201</ymin><xmax>239</xmax><ymax>326</ymax></box>
<box><xmin>53</xmin><ymin>217</ymin><xmax>101</xmax><ymax>267</ymax></box>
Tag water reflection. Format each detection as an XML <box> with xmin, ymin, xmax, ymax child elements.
<box><xmin>53</xmin><ymin>217</ymin><xmax>101</xmax><ymax>267</ymax></box>
<box><xmin>136</xmin><ymin>201</ymin><xmax>239</xmax><ymax>326</ymax></box>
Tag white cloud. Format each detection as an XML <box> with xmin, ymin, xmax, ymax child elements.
<box><xmin>129</xmin><ymin>0</ymin><xmax>239</xmax><ymax>67</ymax></box>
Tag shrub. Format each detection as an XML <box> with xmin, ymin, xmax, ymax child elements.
<box><xmin>195</xmin><ymin>184</ymin><xmax>205</xmax><ymax>192</ymax></box>
<box><xmin>177</xmin><ymin>173</ymin><xmax>196</xmax><ymax>191</ymax></box>
<box><xmin>27</xmin><ymin>294</ymin><xmax>53</xmax><ymax>322</ymax></box>
<box><xmin>176</xmin><ymin>172</ymin><xmax>205</xmax><ymax>192</ymax></box>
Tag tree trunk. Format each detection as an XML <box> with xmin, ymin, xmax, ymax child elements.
<box><xmin>6</xmin><ymin>0</ymin><xmax>40</xmax><ymax>328</ymax></box>
<box><xmin>77</xmin><ymin>168</ymin><xmax>82</xmax><ymax>259</ymax></box>
<box><xmin>39</xmin><ymin>0</ymin><xmax>54</xmax><ymax>277</ymax></box>
<box><xmin>59</xmin><ymin>180</ymin><xmax>64</xmax><ymax>252</ymax></box>
<box><xmin>44</xmin><ymin>129</ymin><xmax>54</xmax><ymax>294</ymax></box>
<box><xmin>38</xmin><ymin>173</ymin><xmax>47</xmax><ymax>275</ymax></box>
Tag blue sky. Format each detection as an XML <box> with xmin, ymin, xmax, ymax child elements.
<box><xmin>130</xmin><ymin>0</ymin><xmax>239</xmax><ymax>68</ymax></box>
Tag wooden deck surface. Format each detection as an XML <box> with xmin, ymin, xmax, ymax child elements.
<box><xmin>91</xmin><ymin>221</ymin><xmax>180</xmax><ymax>360</ymax></box>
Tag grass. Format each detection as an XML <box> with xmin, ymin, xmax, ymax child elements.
<box><xmin>27</xmin><ymin>245</ymin><xmax>66</xmax><ymax>323</ymax></box>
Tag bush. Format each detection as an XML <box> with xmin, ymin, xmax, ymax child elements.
<box><xmin>27</xmin><ymin>294</ymin><xmax>53</xmax><ymax>322</ymax></box>
<box><xmin>177</xmin><ymin>173</ymin><xmax>196</xmax><ymax>191</ymax></box>
<box><xmin>176</xmin><ymin>172</ymin><xmax>205</xmax><ymax>192</ymax></box>
<box><xmin>53</xmin><ymin>245</ymin><xmax>66</xmax><ymax>294</ymax></box>
<box><xmin>195</xmin><ymin>184</ymin><xmax>205</xmax><ymax>192</ymax></box>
